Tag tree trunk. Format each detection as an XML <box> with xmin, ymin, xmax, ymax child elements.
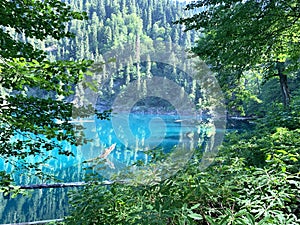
<box><xmin>279</xmin><ymin>72</ymin><xmax>290</xmax><ymax>107</ymax></box>
<box><xmin>276</xmin><ymin>61</ymin><xmax>290</xmax><ymax>107</ymax></box>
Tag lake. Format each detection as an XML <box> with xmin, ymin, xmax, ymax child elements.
<box><xmin>0</xmin><ymin>113</ymin><xmax>216</xmax><ymax>224</ymax></box>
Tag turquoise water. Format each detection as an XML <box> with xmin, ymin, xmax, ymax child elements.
<box><xmin>0</xmin><ymin>113</ymin><xmax>205</xmax><ymax>223</ymax></box>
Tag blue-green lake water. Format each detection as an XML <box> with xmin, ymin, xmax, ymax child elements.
<box><xmin>0</xmin><ymin>113</ymin><xmax>210</xmax><ymax>224</ymax></box>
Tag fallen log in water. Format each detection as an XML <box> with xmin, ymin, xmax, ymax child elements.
<box><xmin>1</xmin><ymin>218</ymin><xmax>64</xmax><ymax>225</ymax></box>
<box><xmin>18</xmin><ymin>180</ymin><xmax>117</xmax><ymax>189</ymax></box>
<box><xmin>228</xmin><ymin>116</ymin><xmax>257</xmax><ymax>121</ymax></box>
<box><xmin>19</xmin><ymin>182</ymin><xmax>86</xmax><ymax>189</ymax></box>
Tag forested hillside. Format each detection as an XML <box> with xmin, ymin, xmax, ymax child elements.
<box><xmin>22</xmin><ymin>0</ymin><xmax>202</xmax><ymax>112</ymax></box>
<box><xmin>40</xmin><ymin>0</ymin><xmax>196</xmax><ymax>61</ymax></box>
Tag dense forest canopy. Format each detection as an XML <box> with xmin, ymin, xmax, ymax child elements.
<box><xmin>177</xmin><ymin>0</ymin><xmax>300</xmax><ymax>109</ymax></box>
<box><xmin>44</xmin><ymin>0</ymin><xmax>197</xmax><ymax>61</ymax></box>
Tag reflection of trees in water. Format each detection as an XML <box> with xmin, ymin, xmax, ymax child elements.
<box><xmin>0</xmin><ymin>118</ymin><xmax>219</xmax><ymax>223</ymax></box>
<box><xmin>0</xmin><ymin>164</ymin><xmax>87</xmax><ymax>223</ymax></box>
<box><xmin>54</xmin><ymin>165</ymin><xmax>86</xmax><ymax>183</ymax></box>
<box><xmin>94</xmin><ymin>114</ymin><xmax>189</xmax><ymax>166</ymax></box>
<box><xmin>0</xmin><ymin>186</ymin><xmax>78</xmax><ymax>224</ymax></box>
<box><xmin>0</xmin><ymin>165</ymin><xmax>88</xmax><ymax>223</ymax></box>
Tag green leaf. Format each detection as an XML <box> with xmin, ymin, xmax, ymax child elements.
<box><xmin>188</xmin><ymin>213</ymin><xmax>203</xmax><ymax>220</ymax></box>
<box><xmin>190</xmin><ymin>203</ymin><xmax>200</xmax><ymax>210</ymax></box>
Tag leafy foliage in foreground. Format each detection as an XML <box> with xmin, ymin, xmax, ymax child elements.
<box><xmin>64</xmin><ymin>101</ymin><xmax>300</xmax><ymax>224</ymax></box>
<box><xmin>177</xmin><ymin>0</ymin><xmax>300</xmax><ymax>108</ymax></box>
<box><xmin>0</xmin><ymin>0</ymin><xmax>92</xmax><ymax>189</ymax></box>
